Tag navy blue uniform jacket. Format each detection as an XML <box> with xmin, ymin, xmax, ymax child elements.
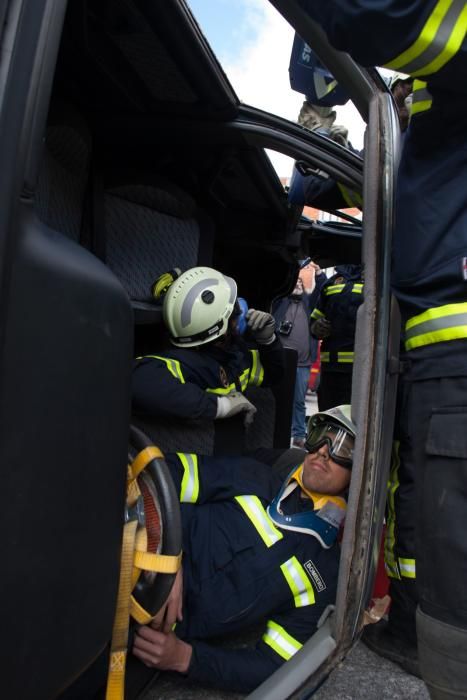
<box><xmin>301</xmin><ymin>0</ymin><xmax>467</xmax><ymax>378</ymax></box>
<box><xmin>310</xmin><ymin>265</ymin><xmax>363</xmax><ymax>373</ymax></box>
<box><xmin>165</xmin><ymin>453</ymin><xmax>341</xmax><ymax>693</ymax></box>
<box><xmin>132</xmin><ymin>336</ymin><xmax>285</xmax><ymax>420</ymax></box>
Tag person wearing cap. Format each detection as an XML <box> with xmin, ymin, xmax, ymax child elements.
<box><xmin>132</xmin><ymin>406</ymin><xmax>355</xmax><ymax>693</ymax></box>
<box><xmin>272</xmin><ymin>260</ymin><xmax>327</xmax><ymax>447</ymax></box>
<box><xmin>132</xmin><ymin>266</ymin><xmax>285</xmax><ymax>426</ymax></box>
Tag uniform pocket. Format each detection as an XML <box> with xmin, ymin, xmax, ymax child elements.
<box><xmin>426</xmin><ymin>408</ymin><xmax>467</xmax><ymax>459</ymax></box>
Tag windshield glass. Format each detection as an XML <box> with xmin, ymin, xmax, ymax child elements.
<box><xmin>187</xmin><ymin>0</ymin><xmax>365</xmax><ymax>179</ymax></box>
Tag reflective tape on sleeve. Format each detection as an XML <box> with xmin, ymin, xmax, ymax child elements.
<box><xmin>280</xmin><ymin>556</ymin><xmax>315</xmax><ymax>608</ymax></box>
<box><xmin>140</xmin><ymin>355</ymin><xmax>185</xmax><ymax>383</ymax></box>
<box><xmin>337</xmin><ymin>183</ymin><xmax>363</xmax><ymax>208</ymax></box>
<box><xmin>399</xmin><ymin>557</ymin><xmax>416</xmax><ymax>579</ymax></box>
<box><xmin>324</xmin><ymin>284</ymin><xmax>345</xmax><ymax>296</ymax></box>
<box><xmin>411</xmin><ymin>80</ymin><xmax>433</xmax><ymax>116</ymax></box>
<box><xmin>235</xmin><ymin>495</ymin><xmax>283</xmax><ymax>547</ymax></box>
<box><xmin>310</xmin><ymin>308</ymin><xmax>325</xmax><ymax>320</ymax></box>
<box><xmin>248</xmin><ymin>349</ymin><xmax>265</xmax><ymax>387</ymax></box>
<box><xmin>262</xmin><ymin>620</ymin><xmax>303</xmax><ymax>661</ymax></box>
<box><xmin>177</xmin><ymin>453</ymin><xmax>199</xmax><ymax>503</ymax></box>
<box><xmin>384</xmin><ymin>0</ymin><xmax>467</xmax><ymax>77</ymax></box>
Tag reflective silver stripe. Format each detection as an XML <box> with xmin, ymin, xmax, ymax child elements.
<box><xmin>385</xmin><ymin>441</ymin><xmax>401</xmax><ymax>580</ymax></box>
<box><xmin>411</xmin><ymin>79</ymin><xmax>433</xmax><ymax>115</ymax></box>
<box><xmin>248</xmin><ymin>349</ymin><xmax>264</xmax><ymax>387</ymax></box>
<box><xmin>206</xmin><ymin>383</ymin><xmax>236</xmax><ymax>395</ymax></box>
<box><xmin>139</xmin><ymin>355</ymin><xmax>185</xmax><ymax>383</ymax></box>
<box><xmin>337</xmin><ymin>183</ymin><xmax>362</xmax><ymax>208</ymax></box>
<box><xmin>235</xmin><ymin>495</ymin><xmax>283</xmax><ymax>547</ymax></box>
<box><xmin>320</xmin><ymin>352</ymin><xmax>330</xmax><ymax>362</ymax></box>
<box><xmin>337</xmin><ymin>352</ymin><xmax>354</xmax><ymax>363</ymax></box>
<box><xmin>280</xmin><ymin>557</ymin><xmax>315</xmax><ymax>608</ymax></box>
<box><xmin>177</xmin><ymin>453</ymin><xmax>199</xmax><ymax>503</ymax></box>
<box><xmin>310</xmin><ymin>308</ymin><xmax>325</xmax><ymax>320</ymax></box>
<box><xmin>262</xmin><ymin>620</ymin><xmax>302</xmax><ymax>660</ymax></box>
<box><xmin>399</xmin><ymin>557</ymin><xmax>416</xmax><ymax>579</ymax></box>
<box><xmin>385</xmin><ymin>0</ymin><xmax>467</xmax><ymax>76</ymax></box>
<box><xmin>404</xmin><ymin>303</ymin><xmax>467</xmax><ymax>350</ymax></box>
<box><xmin>181</xmin><ymin>278</ymin><xmax>219</xmax><ymax>327</ymax></box>
<box><xmin>324</xmin><ymin>284</ymin><xmax>345</xmax><ymax>296</ymax></box>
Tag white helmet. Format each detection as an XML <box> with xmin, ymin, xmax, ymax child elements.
<box><xmin>163</xmin><ymin>266</ymin><xmax>237</xmax><ymax>347</ymax></box>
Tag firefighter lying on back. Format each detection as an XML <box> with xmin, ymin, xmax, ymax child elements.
<box><xmin>132</xmin><ymin>266</ymin><xmax>285</xmax><ymax>426</ymax></box>
<box><xmin>132</xmin><ymin>406</ymin><xmax>355</xmax><ymax>693</ymax></box>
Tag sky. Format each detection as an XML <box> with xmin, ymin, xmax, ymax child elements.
<box><xmin>186</xmin><ymin>0</ymin><xmax>366</xmax><ymax>178</ymax></box>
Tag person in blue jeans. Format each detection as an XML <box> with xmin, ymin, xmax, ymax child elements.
<box><xmin>273</xmin><ymin>262</ymin><xmax>327</xmax><ymax>447</ymax></box>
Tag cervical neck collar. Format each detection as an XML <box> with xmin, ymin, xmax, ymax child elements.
<box><xmin>267</xmin><ymin>466</ymin><xmax>347</xmax><ymax>549</ymax></box>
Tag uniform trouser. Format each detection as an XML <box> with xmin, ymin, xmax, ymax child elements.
<box><xmin>384</xmin><ymin>380</ymin><xmax>419</xmax><ymax>645</ymax></box>
<box><xmin>401</xmin><ymin>374</ymin><xmax>467</xmax><ymax>697</ymax></box>
<box><xmin>317</xmin><ymin>370</ymin><xmax>352</xmax><ymax>412</ymax></box>
<box><xmin>291</xmin><ymin>366</ymin><xmax>311</xmax><ymax>440</ymax></box>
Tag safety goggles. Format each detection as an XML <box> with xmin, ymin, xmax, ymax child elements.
<box><xmin>305</xmin><ymin>421</ymin><xmax>354</xmax><ymax>469</ymax></box>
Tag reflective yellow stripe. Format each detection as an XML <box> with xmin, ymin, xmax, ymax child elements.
<box><xmin>405</xmin><ymin>302</ymin><xmax>467</xmax><ymax>350</ymax></box>
<box><xmin>385</xmin><ymin>441</ymin><xmax>401</xmax><ymax>580</ymax></box>
<box><xmin>321</xmin><ymin>352</ymin><xmax>353</xmax><ymax>363</ymax></box>
<box><xmin>235</xmin><ymin>495</ymin><xmax>283</xmax><ymax>547</ymax></box>
<box><xmin>384</xmin><ymin>0</ymin><xmax>467</xmax><ymax>77</ymax></box>
<box><xmin>353</xmin><ymin>283</ymin><xmax>364</xmax><ymax>294</ymax></box>
<box><xmin>324</xmin><ymin>284</ymin><xmax>345</xmax><ymax>296</ymax></box>
<box><xmin>206</xmin><ymin>383</ymin><xmax>236</xmax><ymax>395</ymax></box>
<box><xmin>139</xmin><ymin>355</ymin><xmax>185</xmax><ymax>383</ymax></box>
<box><xmin>262</xmin><ymin>620</ymin><xmax>302</xmax><ymax>661</ymax></box>
<box><xmin>411</xmin><ymin>79</ymin><xmax>433</xmax><ymax>116</ymax></box>
<box><xmin>310</xmin><ymin>308</ymin><xmax>325</xmax><ymax>320</ymax></box>
<box><xmin>337</xmin><ymin>182</ymin><xmax>363</xmax><ymax>208</ymax></box>
<box><xmin>337</xmin><ymin>352</ymin><xmax>354</xmax><ymax>363</ymax></box>
<box><xmin>248</xmin><ymin>349</ymin><xmax>264</xmax><ymax>387</ymax></box>
<box><xmin>280</xmin><ymin>556</ymin><xmax>315</xmax><ymax>608</ymax></box>
<box><xmin>177</xmin><ymin>453</ymin><xmax>199</xmax><ymax>503</ymax></box>
<box><xmin>399</xmin><ymin>557</ymin><xmax>416</xmax><ymax>579</ymax></box>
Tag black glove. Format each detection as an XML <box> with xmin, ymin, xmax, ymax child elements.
<box><xmin>246</xmin><ymin>309</ymin><xmax>276</xmax><ymax>345</ymax></box>
<box><xmin>311</xmin><ymin>318</ymin><xmax>332</xmax><ymax>339</ymax></box>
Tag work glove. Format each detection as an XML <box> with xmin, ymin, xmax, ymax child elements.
<box><xmin>311</xmin><ymin>317</ymin><xmax>332</xmax><ymax>339</ymax></box>
<box><xmin>216</xmin><ymin>392</ymin><xmax>257</xmax><ymax>427</ymax></box>
<box><xmin>246</xmin><ymin>309</ymin><xmax>276</xmax><ymax>345</ymax></box>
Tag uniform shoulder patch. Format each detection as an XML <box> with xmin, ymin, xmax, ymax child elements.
<box><xmin>304</xmin><ymin>559</ymin><xmax>326</xmax><ymax>592</ymax></box>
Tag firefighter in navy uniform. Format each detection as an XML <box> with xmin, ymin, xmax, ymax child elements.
<box><xmin>300</xmin><ymin>2</ymin><xmax>467</xmax><ymax>696</ymax></box>
<box><xmin>132</xmin><ymin>266</ymin><xmax>285</xmax><ymax>425</ymax></box>
<box><xmin>310</xmin><ymin>264</ymin><xmax>363</xmax><ymax>411</ymax></box>
<box><xmin>132</xmin><ymin>406</ymin><xmax>355</xmax><ymax>694</ymax></box>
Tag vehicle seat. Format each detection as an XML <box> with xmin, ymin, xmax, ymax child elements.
<box><xmin>35</xmin><ymin>102</ymin><xmax>91</xmax><ymax>242</ymax></box>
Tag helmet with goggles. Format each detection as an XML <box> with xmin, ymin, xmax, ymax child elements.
<box><xmin>305</xmin><ymin>405</ymin><xmax>356</xmax><ymax>469</ymax></box>
<box><xmin>163</xmin><ymin>267</ymin><xmax>237</xmax><ymax>347</ymax></box>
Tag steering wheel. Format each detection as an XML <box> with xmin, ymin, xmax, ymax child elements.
<box><xmin>129</xmin><ymin>424</ymin><xmax>182</xmax><ymax>618</ymax></box>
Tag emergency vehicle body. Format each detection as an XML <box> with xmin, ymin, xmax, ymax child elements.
<box><xmin>0</xmin><ymin>1</ymin><xmax>400</xmax><ymax>698</ymax></box>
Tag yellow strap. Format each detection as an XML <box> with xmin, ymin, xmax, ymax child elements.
<box><xmin>129</xmin><ymin>446</ymin><xmax>164</xmax><ymax>480</ymax></box>
<box><xmin>134</xmin><ymin>550</ymin><xmax>182</xmax><ymax>574</ymax></box>
<box><xmin>130</xmin><ymin>594</ymin><xmax>154</xmax><ymax>625</ymax></box>
<box><xmin>106</xmin><ymin>520</ymin><xmax>138</xmax><ymax>700</ymax></box>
